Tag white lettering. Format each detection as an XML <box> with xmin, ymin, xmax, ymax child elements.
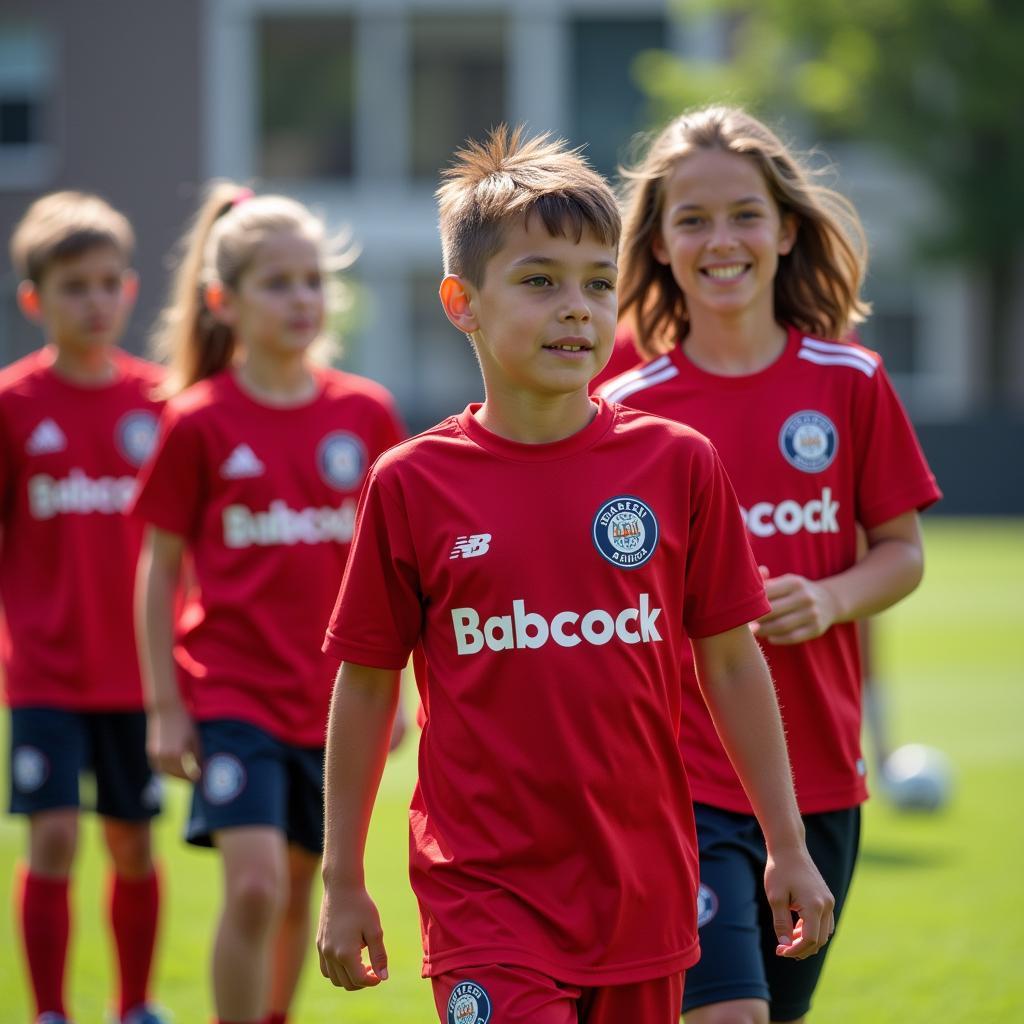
<box><xmin>580</xmin><ymin>609</ymin><xmax>615</xmax><ymax>645</ymax></box>
<box><xmin>512</xmin><ymin>599</ymin><xmax>549</xmax><ymax>649</ymax></box>
<box><xmin>452</xmin><ymin>595</ymin><xmax>664</xmax><ymax>654</ymax></box>
<box><xmin>740</xmin><ymin>488</ymin><xmax>840</xmax><ymax>538</ymax></box>
<box><xmin>551</xmin><ymin>611</ymin><xmax>581</xmax><ymax>647</ymax></box>
<box><xmin>222</xmin><ymin>499</ymin><xmax>356</xmax><ymax>549</ymax></box>
<box><xmin>28</xmin><ymin>471</ymin><xmax>136</xmax><ymax>520</ymax></box>
<box><xmin>453</xmin><ymin>608</ymin><xmax>484</xmax><ymax>655</ymax></box>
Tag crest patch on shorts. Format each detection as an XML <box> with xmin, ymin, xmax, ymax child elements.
<box><xmin>697</xmin><ymin>882</ymin><xmax>719</xmax><ymax>927</ymax></box>
<box><xmin>201</xmin><ymin>753</ymin><xmax>247</xmax><ymax>805</ymax></box>
<box><xmin>116</xmin><ymin>410</ymin><xmax>159</xmax><ymax>467</ymax></box>
<box><xmin>592</xmin><ymin>495</ymin><xmax>659</xmax><ymax>569</ymax></box>
<box><xmin>317</xmin><ymin>431</ymin><xmax>367</xmax><ymax>490</ymax></box>
<box><xmin>779</xmin><ymin>410</ymin><xmax>838</xmax><ymax>473</ymax></box>
<box><xmin>12</xmin><ymin>745</ymin><xmax>49</xmax><ymax>793</ymax></box>
<box><xmin>447</xmin><ymin>980</ymin><xmax>492</xmax><ymax>1024</ymax></box>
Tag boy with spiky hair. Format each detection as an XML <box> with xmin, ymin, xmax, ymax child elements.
<box><xmin>3</xmin><ymin>191</ymin><xmax>166</xmax><ymax>1024</ymax></box>
<box><xmin>316</xmin><ymin>128</ymin><xmax>833</xmax><ymax>1024</ymax></box>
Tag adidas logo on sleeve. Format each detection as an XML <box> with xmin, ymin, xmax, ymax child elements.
<box><xmin>221</xmin><ymin>444</ymin><xmax>265</xmax><ymax>479</ymax></box>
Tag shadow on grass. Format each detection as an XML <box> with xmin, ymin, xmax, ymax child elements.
<box><xmin>858</xmin><ymin>844</ymin><xmax>953</xmax><ymax>869</ymax></box>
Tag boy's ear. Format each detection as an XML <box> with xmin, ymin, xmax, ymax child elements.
<box><xmin>16</xmin><ymin>281</ymin><xmax>42</xmax><ymax>323</ymax></box>
<box><xmin>439</xmin><ymin>274</ymin><xmax>479</xmax><ymax>334</ymax></box>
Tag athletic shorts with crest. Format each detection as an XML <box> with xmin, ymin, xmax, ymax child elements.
<box><xmin>682</xmin><ymin>802</ymin><xmax>861</xmax><ymax>1022</ymax></box>
<box><xmin>8</xmin><ymin>707</ymin><xmax>161</xmax><ymax>820</ymax></box>
<box><xmin>434</xmin><ymin>965</ymin><xmax>685</xmax><ymax>1024</ymax></box>
<box><xmin>187</xmin><ymin>718</ymin><xmax>325</xmax><ymax>853</ymax></box>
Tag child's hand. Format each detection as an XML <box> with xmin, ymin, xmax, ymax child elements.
<box><xmin>764</xmin><ymin>846</ymin><xmax>835</xmax><ymax>959</ymax></box>
<box><xmin>317</xmin><ymin>883</ymin><xmax>389</xmax><ymax>990</ymax></box>
<box><xmin>146</xmin><ymin>705</ymin><xmax>200</xmax><ymax>781</ymax></box>
<box><xmin>753</xmin><ymin>566</ymin><xmax>839</xmax><ymax>645</ymax></box>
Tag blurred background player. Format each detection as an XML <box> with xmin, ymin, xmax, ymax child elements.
<box><xmin>597</xmin><ymin>106</ymin><xmax>942</xmax><ymax>1023</ymax></box>
<box><xmin>316</xmin><ymin>127</ymin><xmax>833</xmax><ymax>1024</ymax></box>
<box><xmin>2</xmin><ymin>192</ymin><xmax>166</xmax><ymax>1024</ymax></box>
<box><xmin>131</xmin><ymin>185</ymin><xmax>405</xmax><ymax>1024</ymax></box>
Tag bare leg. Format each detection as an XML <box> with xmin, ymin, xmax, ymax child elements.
<box><xmin>211</xmin><ymin>826</ymin><xmax>288</xmax><ymax>1022</ymax></box>
<box><xmin>266</xmin><ymin>844</ymin><xmax>320</xmax><ymax>1019</ymax></box>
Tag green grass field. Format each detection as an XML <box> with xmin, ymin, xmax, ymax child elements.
<box><xmin>1</xmin><ymin>518</ymin><xmax>1021</xmax><ymax>1022</ymax></box>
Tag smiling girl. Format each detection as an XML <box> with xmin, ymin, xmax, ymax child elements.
<box><xmin>599</xmin><ymin>107</ymin><xmax>941</xmax><ymax>1024</ymax></box>
<box><xmin>131</xmin><ymin>184</ymin><xmax>404</xmax><ymax>1024</ymax></box>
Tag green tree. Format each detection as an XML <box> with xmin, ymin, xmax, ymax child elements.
<box><xmin>636</xmin><ymin>0</ymin><xmax>1024</xmax><ymax>407</ymax></box>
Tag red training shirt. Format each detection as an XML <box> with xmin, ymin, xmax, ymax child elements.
<box><xmin>598</xmin><ymin>327</ymin><xmax>942</xmax><ymax>813</ymax></box>
<box><xmin>132</xmin><ymin>367</ymin><xmax>403</xmax><ymax>746</ymax></box>
<box><xmin>325</xmin><ymin>399</ymin><xmax>769</xmax><ymax>985</ymax></box>
<box><xmin>0</xmin><ymin>347</ymin><xmax>164</xmax><ymax>710</ymax></box>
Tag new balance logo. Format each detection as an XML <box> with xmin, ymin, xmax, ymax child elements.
<box><xmin>221</xmin><ymin>444</ymin><xmax>265</xmax><ymax>479</ymax></box>
<box><xmin>26</xmin><ymin>418</ymin><xmax>66</xmax><ymax>455</ymax></box>
<box><xmin>450</xmin><ymin>533</ymin><xmax>492</xmax><ymax>559</ymax></box>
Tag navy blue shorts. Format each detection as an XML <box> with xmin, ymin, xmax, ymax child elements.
<box><xmin>682</xmin><ymin>802</ymin><xmax>861</xmax><ymax>1022</ymax></box>
<box><xmin>8</xmin><ymin>707</ymin><xmax>162</xmax><ymax>821</ymax></box>
<box><xmin>187</xmin><ymin>718</ymin><xmax>325</xmax><ymax>854</ymax></box>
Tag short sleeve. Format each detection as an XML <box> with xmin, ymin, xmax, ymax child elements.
<box><xmin>683</xmin><ymin>443</ymin><xmax>770</xmax><ymax>638</ymax></box>
<box><xmin>130</xmin><ymin>408</ymin><xmax>207</xmax><ymax>539</ymax></box>
<box><xmin>322</xmin><ymin>468</ymin><xmax>422</xmax><ymax>668</ymax></box>
<box><xmin>852</xmin><ymin>364</ymin><xmax>942</xmax><ymax>529</ymax></box>
<box><xmin>0</xmin><ymin>400</ymin><xmax>14</xmax><ymax>518</ymax></box>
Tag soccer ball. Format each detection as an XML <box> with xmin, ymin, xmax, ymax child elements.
<box><xmin>882</xmin><ymin>743</ymin><xmax>953</xmax><ymax>812</ymax></box>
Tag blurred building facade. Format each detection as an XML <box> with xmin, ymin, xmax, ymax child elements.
<box><xmin>0</xmin><ymin>0</ymin><xmax>1019</xmax><ymax>511</ymax></box>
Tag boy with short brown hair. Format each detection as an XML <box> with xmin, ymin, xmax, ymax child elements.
<box><xmin>317</xmin><ymin>128</ymin><xmax>833</xmax><ymax>1024</ymax></box>
<box><xmin>4</xmin><ymin>190</ymin><xmax>166</xmax><ymax>1024</ymax></box>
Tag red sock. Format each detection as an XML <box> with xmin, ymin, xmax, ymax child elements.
<box><xmin>18</xmin><ymin>867</ymin><xmax>70</xmax><ymax>1016</ymax></box>
<box><xmin>109</xmin><ymin>868</ymin><xmax>161</xmax><ymax>1017</ymax></box>
<box><xmin>266</xmin><ymin>1014</ymin><xmax>287</xmax><ymax>1024</ymax></box>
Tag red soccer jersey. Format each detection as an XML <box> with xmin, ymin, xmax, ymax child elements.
<box><xmin>324</xmin><ymin>399</ymin><xmax>769</xmax><ymax>985</ymax></box>
<box><xmin>132</xmin><ymin>367</ymin><xmax>403</xmax><ymax>746</ymax></box>
<box><xmin>598</xmin><ymin>326</ymin><xmax>942</xmax><ymax>813</ymax></box>
<box><xmin>0</xmin><ymin>347</ymin><xmax>164</xmax><ymax>710</ymax></box>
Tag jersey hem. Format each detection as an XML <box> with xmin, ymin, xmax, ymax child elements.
<box><xmin>4</xmin><ymin>693</ymin><xmax>145</xmax><ymax>712</ymax></box>
<box><xmin>690</xmin><ymin>780</ymin><xmax>868</xmax><ymax>815</ymax></box>
<box><xmin>421</xmin><ymin>939</ymin><xmax>699</xmax><ymax>985</ymax></box>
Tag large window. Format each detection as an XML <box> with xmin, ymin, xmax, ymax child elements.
<box><xmin>0</xmin><ymin>23</ymin><xmax>54</xmax><ymax>188</ymax></box>
<box><xmin>569</xmin><ymin>16</ymin><xmax>666</xmax><ymax>179</ymax></box>
<box><xmin>858</xmin><ymin>279</ymin><xmax>918</xmax><ymax>376</ymax></box>
<box><xmin>258</xmin><ymin>15</ymin><xmax>355</xmax><ymax>179</ymax></box>
<box><xmin>410</xmin><ymin>14</ymin><xmax>506</xmax><ymax>182</ymax></box>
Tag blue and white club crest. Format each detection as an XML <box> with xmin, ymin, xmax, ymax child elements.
<box><xmin>202</xmin><ymin>753</ymin><xmax>247</xmax><ymax>806</ymax></box>
<box><xmin>12</xmin><ymin>745</ymin><xmax>49</xmax><ymax>794</ymax></box>
<box><xmin>696</xmin><ymin>883</ymin><xmax>719</xmax><ymax>928</ymax></box>
<box><xmin>116</xmin><ymin>410</ymin><xmax>159</xmax><ymax>467</ymax></box>
<box><xmin>593</xmin><ymin>495</ymin><xmax>659</xmax><ymax>569</ymax></box>
<box><xmin>447</xmin><ymin>981</ymin><xmax>492</xmax><ymax>1024</ymax></box>
<box><xmin>779</xmin><ymin>410</ymin><xmax>838</xmax><ymax>473</ymax></box>
<box><xmin>317</xmin><ymin>431</ymin><xmax>367</xmax><ymax>490</ymax></box>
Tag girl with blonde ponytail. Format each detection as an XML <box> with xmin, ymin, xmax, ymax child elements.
<box><xmin>133</xmin><ymin>183</ymin><xmax>405</xmax><ymax>1024</ymax></box>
